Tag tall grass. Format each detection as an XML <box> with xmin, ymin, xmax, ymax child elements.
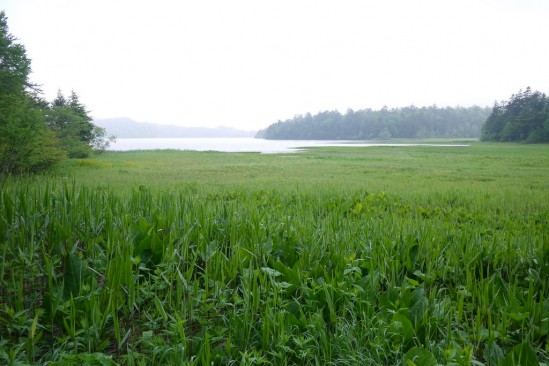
<box><xmin>1</xmin><ymin>144</ymin><xmax>548</xmax><ymax>364</ymax></box>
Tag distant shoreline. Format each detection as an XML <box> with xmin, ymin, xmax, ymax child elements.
<box><xmin>94</xmin><ymin>117</ymin><xmax>256</xmax><ymax>139</ymax></box>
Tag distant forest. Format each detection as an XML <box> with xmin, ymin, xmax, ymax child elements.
<box><xmin>256</xmin><ymin>105</ymin><xmax>491</xmax><ymax>140</ymax></box>
<box><xmin>481</xmin><ymin>87</ymin><xmax>549</xmax><ymax>143</ymax></box>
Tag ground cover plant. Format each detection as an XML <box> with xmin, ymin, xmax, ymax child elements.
<box><xmin>1</xmin><ymin>142</ymin><xmax>548</xmax><ymax>365</ymax></box>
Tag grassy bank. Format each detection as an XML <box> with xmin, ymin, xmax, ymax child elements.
<box><xmin>1</xmin><ymin>143</ymin><xmax>548</xmax><ymax>365</ymax></box>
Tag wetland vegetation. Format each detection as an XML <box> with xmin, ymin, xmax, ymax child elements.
<box><xmin>1</xmin><ymin>143</ymin><xmax>548</xmax><ymax>365</ymax></box>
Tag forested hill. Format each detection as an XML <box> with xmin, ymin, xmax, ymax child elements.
<box><xmin>256</xmin><ymin>105</ymin><xmax>491</xmax><ymax>140</ymax></box>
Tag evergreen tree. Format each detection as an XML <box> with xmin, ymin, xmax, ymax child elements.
<box><xmin>52</xmin><ymin>89</ymin><xmax>67</xmax><ymax>107</ymax></box>
<box><xmin>46</xmin><ymin>90</ymin><xmax>114</xmax><ymax>157</ymax></box>
<box><xmin>47</xmin><ymin>90</ymin><xmax>92</xmax><ymax>157</ymax></box>
<box><xmin>0</xmin><ymin>11</ymin><xmax>64</xmax><ymax>175</ymax></box>
<box><xmin>481</xmin><ymin>87</ymin><xmax>549</xmax><ymax>143</ymax></box>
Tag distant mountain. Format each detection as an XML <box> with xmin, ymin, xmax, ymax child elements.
<box><xmin>94</xmin><ymin>118</ymin><xmax>256</xmax><ymax>138</ymax></box>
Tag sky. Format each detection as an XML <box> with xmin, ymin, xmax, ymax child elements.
<box><xmin>2</xmin><ymin>1</ymin><xmax>549</xmax><ymax>130</ymax></box>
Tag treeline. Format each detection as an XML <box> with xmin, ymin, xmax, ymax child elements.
<box><xmin>481</xmin><ymin>87</ymin><xmax>549</xmax><ymax>143</ymax></box>
<box><xmin>0</xmin><ymin>11</ymin><xmax>112</xmax><ymax>176</ymax></box>
<box><xmin>256</xmin><ymin>105</ymin><xmax>491</xmax><ymax>140</ymax></box>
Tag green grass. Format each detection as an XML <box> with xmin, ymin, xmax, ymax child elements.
<box><xmin>1</xmin><ymin>142</ymin><xmax>548</xmax><ymax>365</ymax></box>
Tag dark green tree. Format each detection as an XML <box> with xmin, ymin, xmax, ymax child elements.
<box><xmin>0</xmin><ymin>11</ymin><xmax>64</xmax><ymax>175</ymax></box>
<box><xmin>46</xmin><ymin>90</ymin><xmax>114</xmax><ymax>157</ymax></box>
<box><xmin>481</xmin><ymin>87</ymin><xmax>549</xmax><ymax>143</ymax></box>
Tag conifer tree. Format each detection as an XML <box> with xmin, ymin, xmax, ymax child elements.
<box><xmin>481</xmin><ymin>87</ymin><xmax>549</xmax><ymax>143</ymax></box>
<box><xmin>0</xmin><ymin>11</ymin><xmax>64</xmax><ymax>175</ymax></box>
<box><xmin>46</xmin><ymin>90</ymin><xmax>113</xmax><ymax>157</ymax></box>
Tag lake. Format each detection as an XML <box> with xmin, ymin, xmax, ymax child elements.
<box><xmin>108</xmin><ymin>138</ymin><xmax>469</xmax><ymax>153</ymax></box>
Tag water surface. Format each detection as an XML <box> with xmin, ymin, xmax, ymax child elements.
<box><xmin>108</xmin><ymin>138</ymin><xmax>468</xmax><ymax>153</ymax></box>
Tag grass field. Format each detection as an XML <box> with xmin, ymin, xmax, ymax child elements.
<box><xmin>1</xmin><ymin>142</ymin><xmax>548</xmax><ymax>365</ymax></box>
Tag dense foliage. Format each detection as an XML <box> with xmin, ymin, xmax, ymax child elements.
<box><xmin>257</xmin><ymin>105</ymin><xmax>491</xmax><ymax>140</ymax></box>
<box><xmin>0</xmin><ymin>11</ymin><xmax>112</xmax><ymax>176</ymax></box>
<box><xmin>0</xmin><ymin>11</ymin><xmax>64</xmax><ymax>175</ymax></box>
<box><xmin>1</xmin><ymin>145</ymin><xmax>547</xmax><ymax>365</ymax></box>
<box><xmin>46</xmin><ymin>90</ymin><xmax>113</xmax><ymax>158</ymax></box>
<box><xmin>481</xmin><ymin>87</ymin><xmax>549</xmax><ymax>143</ymax></box>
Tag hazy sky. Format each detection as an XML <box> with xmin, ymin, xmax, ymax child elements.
<box><xmin>3</xmin><ymin>1</ymin><xmax>548</xmax><ymax>130</ymax></box>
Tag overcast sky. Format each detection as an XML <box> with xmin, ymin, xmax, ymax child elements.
<box><xmin>3</xmin><ymin>1</ymin><xmax>549</xmax><ymax>130</ymax></box>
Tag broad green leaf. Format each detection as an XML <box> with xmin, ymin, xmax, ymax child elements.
<box><xmin>484</xmin><ymin>341</ymin><xmax>504</xmax><ymax>366</ymax></box>
<box><xmin>405</xmin><ymin>346</ymin><xmax>437</xmax><ymax>366</ymax></box>
<box><xmin>502</xmin><ymin>342</ymin><xmax>539</xmax><ymax>366</ymax></box>
<box><xmin>390</xmin><ymin>313</ymin><xmax>414</xmax><ymax>342</ymax></box>
<box><xmin>63</xmin><ymin>253</ymin><xmax>86</xmax><ymax>298</ymax></box>
<box><xmin>409</xmin><ymin>286</ymin><xmax>428</xmax><ymax>324</ymax></box>
<box><xmin>406</xmin><ymin>277</ymin><xmax>420</xmax><ymax>287</ymax></box>
<box><xmin>260</xmin><ymin>267</ymin><xmax>282</xmax><ymax>277</ymax></box>
<box><xmin>379</xmin><ymin>287</ymin><xmax>400</xmax><ymax>310</ymax></box>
